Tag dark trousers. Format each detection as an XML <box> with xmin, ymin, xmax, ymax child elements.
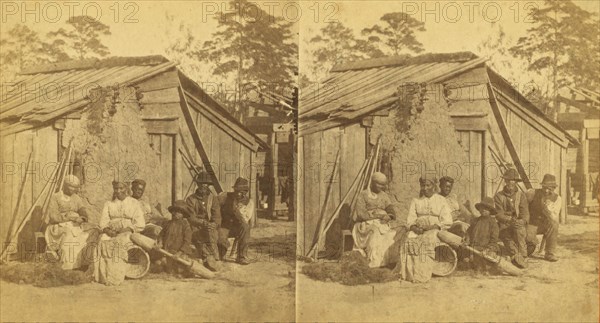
<box><xmin>218</xmin><ymin>221</ymin><xmax>251</xmax><ymax>261</ymax></box>
<box><xmin>192</xmin><ymin>225</ymin><xmax>219</xmax><ymax>260</ymax></box>
<box><xmin>526</xmin><ymin>220</ymin><xmax>559</xmax><ymax>257</ymax></box>
<box><xmin>498</xmin><ymin>224</ymin><xmax>527</xmax><ymax>257</ymax></box>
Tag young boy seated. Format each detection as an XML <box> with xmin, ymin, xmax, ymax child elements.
<box><xmin>462</xmin><ymin>197</ymin><xmax>500</xmax><ymax>273</ymax></box>
<box><xmin>157</xmin><ymin>200</ymin><xmax>194</xmax><ymax>276</ymax></box>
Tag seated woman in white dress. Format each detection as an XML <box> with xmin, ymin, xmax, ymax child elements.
<box><xmin>45</xmin><ymin>175</ymin><xmax>99</xmax><ymax>269</ymax></box>
<box><xmin>352</xmin><ymin>172</ymin><xmax>399</xmax><ymax>268</ymax></box>
<box><xmin>93</xmin><ymin>181</ymin><xmax>145</xmax><ymax>286</ymax></box>
<box><xmin>395</xmin><ymin>175</ymin><xmax>452</xmax><ymax>282</ymax></box>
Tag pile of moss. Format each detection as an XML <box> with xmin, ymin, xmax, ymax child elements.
<box><xmin>302</xmin><ymin>251</ymin><xmax>397</xmax><ymax>285</ymax></box>
<box><xmin>0</xmin><ymin>262</ymin><xmax>93</xmax><ymax>288</ymax></box>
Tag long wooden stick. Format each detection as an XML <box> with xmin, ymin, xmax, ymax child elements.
<box><xmin>486</xmin><ymin>82</ymin><xmax>532</xmax><ymax>189</ymax></box>
<box><xmin>307</xmin><ymin>157</ymin><xmax>369</xmax><ymax>257</ymax></box>
<box><xmin>178</xmin><ymin>85</ymin><xmax>223</xmax><ymax>193</ymax></box>
<box><xmin>311</xmin><ymin>149</ymin><xmax>341</xmax><ymax>257</ymax></box>
<box><xmin>351</xmin><ymin>148</ymin><xmax>375</xmax><ymax>209</ymax></box>
<box><xmin>41</xmin><ymin>140</ymin><xmax>73</xmax><ymax>226</ymax></box>
<box><xmin>0</xmin><ymin>148</ymin><xmax>68</xmax><ymax>260</ymax></box>
<box><xmin>488</xmin><ymin>145</ymin><xmax>525</xmax><ymax>193</ymax></box>
<box><xmin>321</xmin><ymin>158</ymin><xmax>370</xmax><ymax>237</ymax></box>
<box><xmin>350</xmin><ymin>135</ymin><xmax>381</xmax><ymax>210</ymax></box>
<box><xmin>5</xmin><ymin>152</ymin><xmax>33</xmax><ymax>244</ymax></box>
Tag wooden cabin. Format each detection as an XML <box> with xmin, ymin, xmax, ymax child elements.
<box><xmin>245</xmin><ymin>88</ymin><xmax>297</xmax><ymax>220</ymax></box>
<box><xmin>0</xmin><ymin>56</ymin><xmax>267</xmax><ymax>255</ymax></box>
<box><xmin>297</xmin><ymin>52</ymin><xmax>578</xmax><ymax>256</ymax></box>
<box><xmin>557</xmin><ymin>87</ymin><xmax>600</xmax><ymax>214</ymax></box>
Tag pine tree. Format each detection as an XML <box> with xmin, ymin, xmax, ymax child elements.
<box><xmin>47</xmin><ymin>15</ymin><xmax>112</xmax><ymax>60</ymax></box>
<box><xmin>0</xmin><ymin>24</ymin><xmax>50</xmax><ymax>80</ymax></box>
<box><xmin>509</xmin><ymin>0</ymin><xmax>599</xmax><ymax>116</ymax></box>
<box><xmin>190</xmin><ymin>0</ymin><xmax>297</xmax><ymax>121</ymax></box>
<box><xmin>306</xmin><ymin>21</ymin><xmax>377</xmax><ymax>82</ymax></box>
<box><xmin>361</xmin><ymin>12</ymin><xmax>425</xmax><ymax>56</ymax></box>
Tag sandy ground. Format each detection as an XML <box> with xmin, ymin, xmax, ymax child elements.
<box><xmin>297</xmin><ymin>216</ymin><xmax>599</xmax><ymax>322</ymax></box>
<box><xmin>0</xmin><ymin>219</ymin><xmax>296</xmax><ymax>322</ymax></box>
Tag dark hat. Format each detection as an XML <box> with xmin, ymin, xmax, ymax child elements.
<box><xmin>541</xmin><ymin>174</ymin><xmax>558</xmax><ymax>188</ymax></box>
<box><xmin>194</xmin><ymin>171</ymin><xmax>213</xmax><ymax>184</ymax></box>
<box><xmin>168</xmin><ymin>200</ymin><xmax>192</xmax><ymax>218</ymax></box>
<box><xmin>233</xmin><ymin>177</ymin><xmax>250</xmax><ymax>191</ymax></box>
<box><xmin>475</xmin><ymin>197</ymin><xmax>497</xmax><ymax>215</ymax></box>
<box><xmin>502</xmin><ymin>168</ymin><xmax>522</xmax><ymax>182</ymax></box>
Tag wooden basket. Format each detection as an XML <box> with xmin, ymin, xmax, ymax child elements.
<box><xmin>432</xmin><ymin>243</ymin><xmax>457</xmax><ymax>277</ymax></box>
<box><xmin>125</xmin><ymin>246</ymin><xmax>150</xmax><ymax>279</ymax></box>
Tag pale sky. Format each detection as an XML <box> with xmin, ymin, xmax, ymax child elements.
<box><xmin>299</xmin><ymin>0</ymin><xmax>599</xmax><ymax>82</ymax></box>
<box><xmin>1</xmin><ymin>0</ymin><xmax>598</xmax><ymax>84</ymax></box>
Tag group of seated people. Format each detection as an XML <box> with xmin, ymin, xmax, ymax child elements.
<box><xmin>44</xmin><ymin>172</ymin><xmax>254</xmax><ymax>285</ymax></box>
<box><xmin>352</xmin><ymin>168</ymin><xmax>561</xmax><ymax>283</ymax></box>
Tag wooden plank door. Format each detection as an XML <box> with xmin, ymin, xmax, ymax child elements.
<box><xmin>456</xmin><ymin>130</ymin><xmax>485</xmax><ymax>203</ymax></box>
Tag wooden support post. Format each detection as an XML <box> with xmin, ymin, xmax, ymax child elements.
<box><xmin>582</xmin><ymin>128</ymin><xmax>589</xmax><ymax>211</ymax></box>
<box><xmin>269</xmin><ymin>132</ymin><xmax>278</xmax><ymax>219</ymax></box>
<box><xmin>177</xmin><ymin>86</ymin><xmax>223</xmax><ymax>193</ymax></box>
<box><xmin>560</xmin><ymin>147</ymin><xmax>568</xmax><ymax>223</ymax></box>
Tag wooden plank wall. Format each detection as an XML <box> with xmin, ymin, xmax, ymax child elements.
<box><xmin>494</xmin><ymin>100</ymin><xmax>568</xmax><ymax>222</ymax></box>
<box><xmin>0</xmin><ymin>128</ymin><xmax>58</xmax><ymax>249</ymax></box>
<box><xmin>181</xmin><ymin>104</ymin><xmax>255</xmax><ymax>198</ymax></box>
<box><xmin>136</xmin><ymin>69</ymin><xmax>256</xmax><ymax>203</ymax></box>
<box><xmin>298</xmin><ymin>123</ymin><xmax>366</xmax><ymax>255</ymax></box>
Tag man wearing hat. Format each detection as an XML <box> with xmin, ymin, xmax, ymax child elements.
<box><xmin>525</xmin><ymin>174</ymin><xmax>561</xmax><ymax>262</ymax></box>
<box><xmin>186</xmin><ymin>171</ymin><xmax>221</xmax><ymax>271</ymax></box>
<box><xmin>217</xmin><ymin>177</ymin><xmax>255</xmax><ymax>265</ymax></box>
<box><xmin>45</xmin><ymin>174</ymin><xmax>97</xmax><ymax>270</ymax></box>
<box><xmin>494</xmin><ymin>168</ymin><xmax>530</xmax><ymax>269</ymax></box>
<box><xmin>352</xmin><ymin>172</ymin><xmax>400</xmax><ymax>268</ymax></box>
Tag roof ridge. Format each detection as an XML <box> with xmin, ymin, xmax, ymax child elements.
<box><xmin>331</xmin><ymin>52</ymin><xmax>479</xmax><ymax>72</ymax></box>
<box><xmin>19</xmin><ymin>55</ymin><xmax>169</xmax><ymax>75</ymax></box>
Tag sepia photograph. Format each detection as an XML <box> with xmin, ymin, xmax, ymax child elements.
<box><xmin>1</xmin><ymin>0</ymin><xmax>599</xmax><ymax>322</ymax></box>
<box><xmin>0</xmin><ymin>1</ymin><xmax>297</xmax><ymax>321</ymax></box>
<box><xmin>297</xmin><ymin>0</ymin><xmax>598</xmax><ymax>322</ymax></box>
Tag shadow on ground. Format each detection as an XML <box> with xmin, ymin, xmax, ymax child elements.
<box><xmin>559</xmin><ymin>229</ymin><xmax>599</xmax><ymax>257</ymax></box>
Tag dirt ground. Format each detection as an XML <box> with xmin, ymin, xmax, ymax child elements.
<box><xmin>297</xmin><ymin>215</ymin><xmax>599</xmax><ymax>322</ymax></box>
<box><xmin>0</xmin><ymin>219</ymin><xmax>296</xmax><ymax>322</ymax></box>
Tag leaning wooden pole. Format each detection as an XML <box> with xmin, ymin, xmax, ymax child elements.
<box><xmin>5</xmin><ymin>152</ymin><xmax>33</xmax><ymax>245</ymax></box>
<box><xmin>311</xmin><ymin>149</ymin><xmax>341</xmax><ymax>257</ymax></box>
<box><xmin>306</xmin><ymin>157</ymin><xmax>369</xmax><ymax>257</ymax></box>
<box><xmin>0</xmin><ymin>148</ymin><xmax>68</xmax><ymax>261</ymax></box>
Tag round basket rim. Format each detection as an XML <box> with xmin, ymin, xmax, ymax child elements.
<box><xmin>125</xmin><ymin>246</ymin><xmax>150</xmax><ymax>279</ymax></box>
<box><xmin>432</xmin><ymin>243</ymin><xmax>457</xmax><ymax>277</ymax></box>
